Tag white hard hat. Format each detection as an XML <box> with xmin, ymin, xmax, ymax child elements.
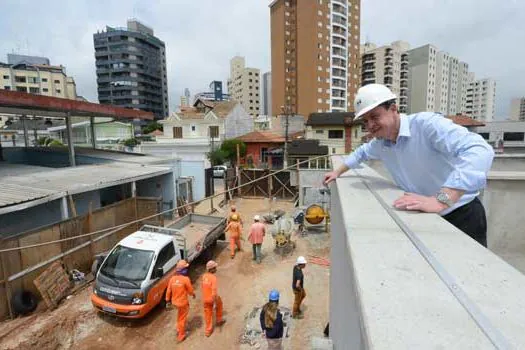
<box><xmin>354</xmin><ymin>84</ymin><xmax>397</xmax><ymax>120</ymax></box>
<box><xmin>254</xmin><ymin>215</ymin><xmax>260</xmax><ymax>221</ymax></box>
<box><xmin>296</xmin><ymin>256</ymin><xmax>307</xmax><ymax>265</ymax></box>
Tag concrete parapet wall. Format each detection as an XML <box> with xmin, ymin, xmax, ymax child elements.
<box><xmin>329</xmin><ymin>156</ymin><xmax>525</xmax><ymax>349</ymax></box>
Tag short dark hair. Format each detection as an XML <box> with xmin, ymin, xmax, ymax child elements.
<box><xmin>378</xmin><ymin>99</ymin><xmax>397</xmax><ymax>110</ymax></box>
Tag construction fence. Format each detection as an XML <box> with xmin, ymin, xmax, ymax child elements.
<box><xmin>0</xmin><ymin>196</ymin><xmax>162</xmax><ymax>320</ymax></box>
<box><xmin>229</xmin><ymin>168</ymin><xmax>298</xmax><ymax>200</ymax></box>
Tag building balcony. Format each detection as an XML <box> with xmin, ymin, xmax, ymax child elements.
<box><xmin>328</xmin><ymin>157</ymin><xmax>525</xmax><ymax>349</ymax></box>
<box><xmin>332</xmin><ymin>16</ymin><xmax>347</xmax><ymax>27</ymax></box>
<box><xmin>332</xmin><ymin>0</ymin><xmax>347</xmax><ymax>8</ymax></box>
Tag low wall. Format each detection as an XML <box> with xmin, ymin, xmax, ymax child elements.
<box><xmin>329</xmin><ymin>156</ymin><xmax>525</xmax><ymax>349</ymax></box>
<box><xmin>0</xmin><ymin>197</ymin><xmax>162</xmax><ymax>320</ymax></box>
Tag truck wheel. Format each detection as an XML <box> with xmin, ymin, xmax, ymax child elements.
<box><xmin>11</xmin><ymin>290</ymin><xmax>37</xmax><ymax>316</ymax></box>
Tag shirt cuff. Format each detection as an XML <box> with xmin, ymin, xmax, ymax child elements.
<box><xmin>443</xmin><ymin>169</ymin><xmax>487</xmax><ymax>192</ymax></box>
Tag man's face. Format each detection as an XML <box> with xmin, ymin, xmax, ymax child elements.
<box><xmin>361</xmin><ymin>104</ymin><xmax>398</xmax><ymax>140</ymax></box>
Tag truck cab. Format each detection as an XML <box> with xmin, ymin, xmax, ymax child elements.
<box><xmin>91</xmin><ymin>229</ymin><xmax>182</xmax><ymax>318</ymax></box>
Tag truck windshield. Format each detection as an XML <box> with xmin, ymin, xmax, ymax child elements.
<box><xmin>99</xmin><ymin>245</ymin><xmax>154</xmax><ymax>282</ymax></box>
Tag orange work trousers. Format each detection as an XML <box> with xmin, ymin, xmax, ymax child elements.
<box><xmin>230</xmin><ymin>237</ymin><xmax>242</xmax><ymax>257</ymax></box>
<box><xmin>204</xmin><ymin>296</ymin><xmax>223</xmax><ymax>335</ymax></box>
<box><xmin>176</xmin><ymin>303</ymin><xmax>190</xmax><ymax>341</ymax></box>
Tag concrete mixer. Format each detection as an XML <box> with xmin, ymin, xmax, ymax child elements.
<box><xmin>269</xmin><ymin>216</ymin><xmax>296</xmax><ymax>256</ymax></box>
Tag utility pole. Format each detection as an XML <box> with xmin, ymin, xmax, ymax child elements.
<box><xmin>281</xmin><ymin>105</ymin><xmax>291</xmax><ymax>169</ymax></box>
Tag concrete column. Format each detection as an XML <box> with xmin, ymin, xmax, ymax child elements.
<box><xmin>90</xmin><ymin>117</ymin><xmax>96</xmax><ymax>149</ymax></box>
<box><xmin>65</xmin><ymin>113</ymin><xmax>76</xmax><ymax>166</ymax></box>
<box><xmin>61</xmin><ymin>196</ymin><xmax>69</xmax><ymax>220</ymax></box>
<box><xmin>131</xmin><ymin>181</ymin><xmax>137</xmax><ymax>197</ymax></box>
<box><xmin>22</xmin><ymin>116</ymin><xmax>29</xmax><ymax>147</ymax></box>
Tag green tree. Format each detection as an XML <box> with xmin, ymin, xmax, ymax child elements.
<box><xmin>143</xmin><ymin>122</ymin><xmax>163</xmax><ymax>135</ymax></box>
<box><xmin>121</xmin><ymin>138</ymin><xmax>141</xmax><ymax>147</ymax></box>
<box><xmin>207</xmin><ymin>148</ymin><xmax>228</xmax><ymax>166</ymax></box>
<box><xmin>220</xmin><ymin>139</ymin><xmax>246</xmax><ymax>165</ymax></box>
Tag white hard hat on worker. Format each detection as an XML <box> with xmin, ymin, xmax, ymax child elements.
<box><xmin>354</xmin><ymin>84</ymin><xmax>399</xmax><ymax>141</ymax></box>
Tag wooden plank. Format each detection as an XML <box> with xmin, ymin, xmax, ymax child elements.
<box><xmin>33</xmin><ymin>261</ymin><xmax>70</xmax><ymax>309</ymax></box>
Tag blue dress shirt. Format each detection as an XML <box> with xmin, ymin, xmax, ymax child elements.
<box><xmin>344</xmin><ymin>112</ymin><xmax>495</xmax><ymax>215</ymax></box>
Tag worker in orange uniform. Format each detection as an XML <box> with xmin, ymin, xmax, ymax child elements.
<box><xmin>228</xmin><ymin>205</ymin><xmax>243</xmax><ymax>226</ymax></box>
<box><xmin>166</xmin><ymin>260</ymin><xmax>195</xmax><ymax>342</ymax></box>
<box><xmin>226</xmin><ymin>214</ymin><xmax>243</xmax><ymax>258</ymax></box>
<box><xmin>202</xmin><ymin>260</ymin><xmax>226</xmax><ymax>336</ymax></box>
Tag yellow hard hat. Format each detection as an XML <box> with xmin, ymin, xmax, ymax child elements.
<box><xmin>231</xmin><ymin>214</ymin><xmax>239</xmax><ymax>221</ymax></box>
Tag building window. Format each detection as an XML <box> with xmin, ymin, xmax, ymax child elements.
<box><xmin>191</xmin><ymin>125</ymin><xmax>196</xmax><ymax>132</ymax></box>
<box><xmin>332</xmin><ymin>148</ymin><xmax>336</xmax><ymax>154</ymax></box>
<box><xmin>173</xmin><ymin>127</ymin><xmax>183</xmax><ymax>138</ymax></box>
<box><xmin>315</xmin><ymin>130</ymin><xmax>324</xmax><ymax>134</ymax></box>
<box><xmin>54</xmin><ymin>79</ymin><xmax>60</xmax><ymax>84</ymax></box>
<box><xmin>15</xmin><ymin>76</ymin><xmax>26</xmax><ymax>83</ymax></box>
<box><xmin>209</xmin><ymin>126</ymin><xmax>219</xmax><ymax>138</ymax></box>
<box><xmin>16</xmin><ymin>86</ymin><xmax>27</xmax><ymax>92</ymax></box>
<box><xmin>43</xmin><ymin>88</ymin><xmax>49</xmax><ymax>92</ymax></box>
<box><xmin>4</xmin><ymin>86</ymin><xmax>11</xmax><ymax>90</ymax></box>
<box><xmin>29</xmin><ymin>87</ymin><xmax>40</xmax><ymax>94</ymax></box>
<box><xmin>28</xmin><ymin>77</ymin><xmax>39</xmax><ymax>84</ymax></box>
<box><xmin>261</xmin><ymin>147</ymin><xmax>269</xmax><ymax>163</ymax></box>
<box><xmin>3</xmin><ymin>75</ymin><xmax>9</xmax><ymax>79</ymax></box>
<box><xmin>56</xmin><ymin>89</ymin><xmax>61</xmax><ymax>93</ymax></box>
<box><xmin>503</xmin><ymin>132</ymin><xmax>524</xmax><ymax>141</ymax></box>
<box><xmin>328</xmin><ymin>130</ymin><xmax>343</xmax><ymax>139</ymax></box>
<box><xmin>42</xmin><ymin>78</ymin><xmax>48</xmax><ymax>82</ymax></box>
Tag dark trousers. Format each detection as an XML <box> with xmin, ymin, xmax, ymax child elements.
<box><xmin>443</xmin><ymin>197</ymin><xmax>487</xmax><ymax>247</ymax></box>
<box><xmin>252</xmin><ymin>243</ymin><xmax>262</xmax><ymax>263</ymax></box>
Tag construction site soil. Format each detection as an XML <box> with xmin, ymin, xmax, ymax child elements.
<box><xmin>0</xmin><ymin>198</ymin><xmax>331</xmax><ymax>350</ymax></box>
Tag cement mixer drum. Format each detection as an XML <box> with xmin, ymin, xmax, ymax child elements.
<box><xmin>304</xmin><ymin>204</ymin><xmax>327</xmax><ymax>225</ymax></box>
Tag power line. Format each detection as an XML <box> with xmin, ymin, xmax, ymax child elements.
<box><xmin>0</xmin><ymin>154</ymin><xmax>339</xmax><ymax>253</ymax></box>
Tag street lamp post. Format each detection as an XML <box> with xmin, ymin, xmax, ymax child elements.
<box><xmin>280</xmin><ymin>105</ymin><xmax>292</xmax><ymax>169</ymax></box>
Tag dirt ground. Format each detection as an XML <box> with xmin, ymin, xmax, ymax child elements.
<box><xmin>0</xmin><ymin>197</ymin><xmax>331</xmax><ymax>350</ymax></box>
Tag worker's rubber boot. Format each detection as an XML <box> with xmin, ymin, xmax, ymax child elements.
<box><xmin>217</xmin><ymin>319</ymin><xmax>226</xmax><ymax>326</ymax></box>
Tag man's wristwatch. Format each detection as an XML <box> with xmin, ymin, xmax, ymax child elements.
<box><xmin>436</xmin><ymin>191</ymin><xmax>454</xmax><ymax>208</ymax></box>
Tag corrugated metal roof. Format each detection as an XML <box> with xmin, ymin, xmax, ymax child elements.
<box><xmin>0</xmin><ymin>183</ymin><xmax>58</xmax><ymax>207</ymax></box>
<box><xmin>0</xmin><ymin>163</ymin><xmax>171</xmax><ymax>210</ymax></box>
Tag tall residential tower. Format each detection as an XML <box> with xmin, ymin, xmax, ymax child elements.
<box><xmin>270</xmin><ymin>0</ymin><xmax>361</xmax><ymax>116</ymax></box>
<box><xmin>93</xmin><ymin>19</ymin><xmax>169</xmax><ymax>119</ymax></box>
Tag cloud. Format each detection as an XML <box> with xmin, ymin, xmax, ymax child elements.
<box><xmin>1</xmin><ymin>0</ymin><xmax>523</xmax><ymax>117</ymax></box>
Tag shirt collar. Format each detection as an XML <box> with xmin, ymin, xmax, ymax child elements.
<box><xmin>396</xmin><ymin>114</ymin><xmax>411</xmax><ymax>141</ymax></box>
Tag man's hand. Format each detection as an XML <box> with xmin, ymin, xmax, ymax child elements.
<box><xmin>323</xmin><ymin>171</ymin><xmax>339</xmax><ymax>185</ymax></box>
<box><xmin>393</xmin><ymin>193</ymin><xmax>448</xmax><ymax>213</ymax></box>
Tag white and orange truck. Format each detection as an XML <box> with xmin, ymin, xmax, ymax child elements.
<box><xmin>90</xmin><ymin>214</ymin><xmax>226</xmax><ymax>318</ymax></box>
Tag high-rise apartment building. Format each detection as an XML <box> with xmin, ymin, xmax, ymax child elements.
<box><xmin>93</xmin><ymin>19</ymin><xmax>169</xmax><ymax>119</ymax></box>
<box><xmin>0</xmin><ymin>55</ymin><xmax>77</xmax><ymax>99</ymax></box>
<box><xmin>407</xmin><ymin>44</ymin><xmax>473</xmax><ymax>116</ymax></box>
<box><xmin>261</xmin><ymin>72</ymin><xmax>272</xmax><ymax>116</ymax></box>
<box><xmin>510</xmin><ymin>97</ymin><xmax>525</xmax><ymax>121</ymax></box>
<box><xmin>360</xmin><ymin>41</ymin><xmax>410</xmax><ymax>113</ymax></box>
<box><xmin>226</xmin><ymin>56</ymin><xmax>260</xmax><ymax>117</ymax></box>
<box><xmin>270</xmin><ymin>0</ymin><xmax>361</xmax><ymax>116</ymax></box>
<box><xmin>465</xmin><ymin>78</ymin><xmax>496</xmax><ymax>122</ymax></box>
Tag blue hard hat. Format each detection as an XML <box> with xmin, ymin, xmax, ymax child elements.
<box><xmin>269</xmin><ymin>289</ymin><xmax>280</xmax><ymax>301</ymax></box>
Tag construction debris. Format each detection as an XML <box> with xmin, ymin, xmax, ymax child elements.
<box><xmin>33</xmin><ymin>261</ymin><xmax>71</xmax><ymax>309</ymax></box>
<box><xmin>308</xmin><ymin>255</ymin><xmax>331</xmax><ymax>267</ymax></box>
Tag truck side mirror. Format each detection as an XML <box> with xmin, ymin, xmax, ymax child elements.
<box><xmin>153</xmin><ymin>267</ymin><xmax>163</xmax><ymax>279</ymax></box>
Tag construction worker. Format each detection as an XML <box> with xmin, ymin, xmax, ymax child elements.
<box><xmin>227</xmin><ymin>205</ymin><xmax>243</xmax><ymax>226</ymax></box>
<box><xmin>226</xmin><ymin>214</ymin><xmax>243</xmax><ymax>258</ymax></box>
<box><xmin>248</xmin><ymin>215</ymin><xmax>266</xmax><ymax>263</ymax></box>
<box><xmin>202</xmin><ymin>260</ymin><xmax>225</xmax><ymax>336</ymax></box>
<box><xmin>166</xmin><ymin>260</ymin><xmax>195</xmax><ymax>342</ymax></box>
<box><xmin>324</xmin><ymin>84</ymin><xmax>494</xmax><ymax>247</ymax></box>
<box><xmin>260</xmin><ymin>289</ymin><xmax>284</xmax><ymax>350</ymax></box>
<box><xmin>292</xmin><ymin>256</ymin><xmax>307</xmax><ymax>319</ymax></box>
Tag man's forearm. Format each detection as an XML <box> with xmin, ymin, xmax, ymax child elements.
<box><xmin>441</xmin><ymin>187</ymin><xmax>464</xmax><ymax>204</ymax></box>
<box><xmin>335</xmin><ymin>164</ymin><xmax>349</xmax><ymax>177</ymax></box>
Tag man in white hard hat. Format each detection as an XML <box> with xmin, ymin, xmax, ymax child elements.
<box><xmin>292</xmin><ymin>256</ymin><xmax>307</xmax><ymax>318</ymax></box>
<box><xmin>324</xmin><ymin>84</ymin><xmax>494</xmax><ymax>247</ymax></box>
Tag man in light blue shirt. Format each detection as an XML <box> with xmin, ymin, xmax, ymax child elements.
<box><xmin>324</xmin><ymin>84</ymin><xmax>494</xmax><ymax>247</ymax></box>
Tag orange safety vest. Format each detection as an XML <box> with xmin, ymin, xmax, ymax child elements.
<box><xmin>226</xmin><ymin>221</ymin><xmax>242</xmax><ymax>238</ymax></box>
<box><xmin>201</xmin><ymin>272</ymin><xmax>218</xmax><ymax>304</ymax></box>
<box><xmin>166</xmin><ymin>275</ymin><xmax>194</xmax><ymax>307</ymax></box>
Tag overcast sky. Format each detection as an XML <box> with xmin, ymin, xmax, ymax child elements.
<box><xmin>1</xmin><ymin>0</ymin><xmax>524</xmax><ymax>117</ymax></box>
